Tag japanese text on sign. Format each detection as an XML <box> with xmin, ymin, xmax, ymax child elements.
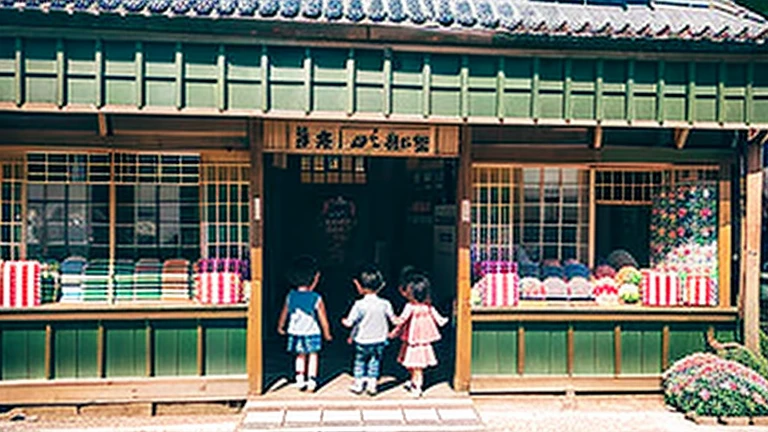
<box><xmin>289</xmin><ymin>124</ymin><xmax>435</xmax><ymax>155</ymax></box>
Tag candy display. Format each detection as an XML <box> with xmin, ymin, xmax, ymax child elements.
<box><xmin>542</xmin><ymin>277</ymin><xmax>568</xmax><ymax>299</ymax></box>
<box><xmin>618</xmin><ymin>283</ymin><xmax>640</xmax><ymax>304</ymax></box>
<box><xmin>684</xmin><ymin>274</ymin><xmax>717</xmax><ymax>306</ymax></box>
<box><xmin>519</xmin><ymin>277</ymin><xmax>545</xmax><ymax>299</ymax></box>
<box><xmin>642</xmin><ymin>270</ymin><xmax>682</xmax><ymax>307</ymax></box>
<box><xmin>473</xmin><ymin>272</ymin><xmax>519</xmax><ymax>307</ymax></box>
<box><xmin>0</xmin><ymin>261</ymin><xmax>42</xmax><ymax>308</ymax></box>
<box><xmin>567</xmin><ymin>277</ymin><xmax>592</xmax><ymax>299</ymax></box>
<box><xmin>615</xmin><ymin>267</ymin><xmax>642</xmax><ymax>287</ymax></box>
<box><xmin>593</xmin><ymin>277</ymin><xmax>619</xmax><ymax>305</ymax></box>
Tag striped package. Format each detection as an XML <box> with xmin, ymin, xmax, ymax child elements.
<box><xmin>161</xmin><ymin>259</ymin><xmax>191</xmax><ymax>301</ymax></box>
<box><xmin>476</xmin><ymin>273</ymin><xmax>519</xmax><ymax>307</ymax></box>
<box><xmin>0</xmin><ymin>261</ymin><xmax>42</xmax><ymax>308</ymax></box>
<box><xmin>683</xmin><ymin>274</ymin><xmax>717</xmax><ymax>306</ymax></box>
<box><xmin>59</xmin><ymin>257</ymin><xmax>86</xmax><ymax>303</ymax></box>
<box><xmin>194</xmin><ymin>271</ymin><xmax>242</xmax><ymax>304</ymax></box>
<box><xmin>641</xmin><ymin>270</ymin><xmax>682</xmax><ymax>307</ymax></box>
<box><xmin>474</xmin><ymin>261</ymin><xmax>517</xmax><ymax>279</ymax></box>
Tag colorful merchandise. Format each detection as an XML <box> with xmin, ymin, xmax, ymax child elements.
<box><xmin>161</xmin><ymin>259</ymin><xmax>191</xmax><ymax>300</ymax></box>
<box><xmin>134</xmin><ymin>259</ymin><xmax>162</xmax><ymax>300</ymax></box>
<box><xmin>59</xmin><ymin>257</ymin><xmax>86</xmax><ymax>303</ymax></box>
<box><xmin>542</xmin><ymin>277</ymin><xmax>568</xmax><ymax>299</ymax></box>
<box><xmin>567</xmin><ymin>277</ymin><xmax>592</xmax><ymax>299</ymax></box>
<box><xmin>519</xmin><ymin>277</ymin><xmax>545</xmax><ymax>299</ymax></box>
<box><xmin>0</xmin><ymin>261</ymin><xmax>41</xmax><ymax>308</ymax></box>
<box><xmin>194</xmin><ymin>259</ymin><xmax>244</xmax><ymax>304</ymax></box>
<box><xmin>114</xmin><ymin>260</ymin><xmax>136</xmax><ymax>302</ymax></box>
<box><xmin>475</xmin><ymin>273</ymin><xmax>519</xmax><ymax>307</ymax></box>
<box><xmin>594</xmin><ymin>264</ymin><xmax>616</xmax><ymax>279</ymax></box>
<box><xmin>81</xmin><ymin>259</ymin><xmax>110</xmax><ymax>302</ymax></box>
<box><xmin>593</xmin><ymin>277</ymin><xmax>619</xmax><ymax>305</ymax></box>
<box><xmin>618</xmin><ymin>283</ymin><xmax>640</xmax><ymax>304</ymax></box>
<box><xmin>474</xmin><ymin>261</ymin><xmax>517</xmax><ymax>279</ymax></box>
<box><xmin>641</xmin><ymin>270</ymin><xmax>682</xmax><ymax>307</ymax></box>
<box><xmin>615</xmin><ymin>266</ymin><xmax>642</xmax><ymax>287</ymax></box>
<box><xmin>40</xmin><ymin>260</ymin><xmax>59</xmax><ymax>304</ymax></box>
<box><xmin>684</xmin><ymin>274</ymin><xmax>717</xmax><ymax>306</ymax></box>
<box><xmin>564</xmin><ymin>262</ymin><xmax>590</xmax><ymax>281</ymax></box>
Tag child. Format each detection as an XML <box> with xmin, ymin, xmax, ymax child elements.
<box><xmin>277</xmin><ymin>255</ymin><xmax>332</xmax><ymax>392</ymax></box>
<box><xmin>390</xmin><ymin>273</ymin><xmax>448</xmax><ymax>397</ymax></box>
<box><xmin>341</xmin><ymin>264</ymin><xmax>397</xmax><ymax>395</ymax></box>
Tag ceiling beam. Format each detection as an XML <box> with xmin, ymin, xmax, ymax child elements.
<box><xmin>673</xmin><ymin>128</ymin><xmax>690</xmax><ymax>150</ymax></box>
<box><xmin>97</xmin><ymin>112</ymin><xmax>109</xmax><ymax>138</ymax></box>
<box><xmin>591</xmin><ymin>125</ymin><xmax>603</xmax><ymax>150</ymax></box>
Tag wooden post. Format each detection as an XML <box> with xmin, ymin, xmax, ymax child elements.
<box><xmin>743</xmin><ymin>139</ymin><xmax>762</xmax><ymax>352</ymax></box>
<box><xmin>719</xmin><ymin>163</ymin><xmax>732</xmax><ymax>308</ymax></box>
<box><xmin>453</xmin><ymin>125</ymin><xmax>472</xmax><ymax>392</ymax></box>
<box><xmin>246</xmin><ymin>119</ymin><xmax>264</xmax><ymax>395</ymax></box>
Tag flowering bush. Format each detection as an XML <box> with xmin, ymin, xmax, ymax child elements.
<box><xmin>663</xmin><ymin>353</ymin><xmax>768</xmax><ymax>417</ymax></box>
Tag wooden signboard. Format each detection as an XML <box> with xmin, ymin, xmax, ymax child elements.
<box><xmin>264</xmin><ymin>121</ymin><xmax>458</xmax><ymax>157</ymax></box>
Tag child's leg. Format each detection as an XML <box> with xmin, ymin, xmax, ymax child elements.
<box><xmin>307</xmin><ymin>353</ymin><xmax>319</xmax><ymax>382</ymax></box>
<box><xmin>411</xmin><ymin>368</ymin><xmax>424</xmax><ymax>391</ymax></box>
<box><xmin>350</xmin><ymin>345</ymin><xmax>366</xmax><ymax>393</ymax></box>
<box><xmin>294</xmin><ymin>354</ymin><xmax>307</xmax><ymax>384</ymax></box>
<box><xmin>365</xmin><ymin>344</ymin><xmax>384</xmax><ymax>392</ymax></box>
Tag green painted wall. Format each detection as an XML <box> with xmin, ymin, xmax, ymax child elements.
<box><xmin>153</xmin><ymin>321</ymin><xmax>197</xmax><ymax>377</ymax></box>
<box><xmin>471</xmin><ymin>322</ymin><xmax>518</xmax><ymax>375</ymax></box>
<box><xmin>204</xmin><ymin>319</ymin><xmax>246</xmax><ymax>375</ymax></box>
<box><xmin>105</xmin><ymin>322</ymin><xmax>147</xmax><ymax>378</ymax></box>
<box><xmin>0</xmin><ymin>37</ymin><xmax>765</xmax><ymax>125</ymax></box>
<box><xmin>0</xmin><ymin>324</ymin><xmax>45</xmax><ymax>380</ymax></box>
<box><xmin>573</xmin><ymin>324</ymin><xmax>614</xmax><ymax>375</ymax></box>
<box><xmin>524</xmin><ymin>324</ymin><xmax>568</xmax><ymax>375</ymax></box>
<box><xmin>621</xmin><ymin>324</ymin><xmax>663</xmax><ymax>375</ymax></box>
<box><xmin>53</xmin><ymin>323</ymin><xmax>98</xmax><ymax>379</ymax></box>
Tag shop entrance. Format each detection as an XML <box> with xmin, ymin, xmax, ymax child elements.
<box><xmin>262</xmin><ymin>154</ymin><xmax>457</xmax><ymax>392</ymax></box>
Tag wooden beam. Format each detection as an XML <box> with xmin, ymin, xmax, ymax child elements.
<box><xmin>97</xmin><ymin>321</ymin><xmax>105</xmax><ymax>378</ymax></box>
<box><xmin>44</xmin><ymin>324</ymin><xmax>53</xmax><ymax>380</ymax></box>
<box><xmin>743</xmin><ymin>138</ymin><xmax>762</xmax><ymax>352</ymax></box>
<box><xmin>719</xmin><ymin>163</ymin><xmax>732</xmax><ymax>308</ymax></box>
<box><xmin>470</xmin><ymin>375</ymin><xmax>661</xmax><ymax>393</ymax></box>
<box><xmin>662</xmin><ymin>325</ymin><xmax>670</xmax><ymax>370</ymax></box>
<box><xmin>246</xmin><ymin>118</ymin><xmax>264</xmax><ymax>396</ymax></box>
<box><xmin>471</xmin><ymin>309</ymin><xmax>738</xmax><ymax>323</ymax></box>
<box><xmin>591</xmin><ymin>126</ymin><xmax>602</xmax><ymax>150</ymax></box>
<box><xmin>453</xmin><ymin>125</ymin><xmax>472</xmax><ymax>392</ymax></box>
<box><xmin>614</xmin><ymin>325</ymin><xmax>621</xmax><ymax>376</ymax></box>
<box><xmin>197</xmin><ymin>320</ymin><xmax>204</xmax><ymax>376</ymax></box>
<box><xmin>0</xmin><ymin>305</ymin><xmax>247</xmax><ymax>322</ymax></box>
<box><xmin>145</xmin><ymin>320</ymin><xmax>153</xmax><ymax>377</ymax></box>
<box><xmin>97</xmin><ymin>112</ymin><xmax>109</xmax><ymax>137</ymax></box>
<box><xmin>517</xmin><ymin>325</ymin><xmax>525</xmax><ymax>375</ymax></box>
<box><xmin>674</xmin><ymin>128</ymin><xmax>690</xmax><ymax>150</ymax></box>
<box><xmin>567</xmin><ymin>324</ymin><xmax>574</xmax><ymax>375</ymax></box>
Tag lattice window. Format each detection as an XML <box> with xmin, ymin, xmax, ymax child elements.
<box><xmin>595</xmin><ymin>169</ymin><xmax>668</xmax><ymax>205</ymax></box>
<box><xmin>471</xmin><ymin>166</ymin><xmax>516</xmax><ymax>262</ymax></box>
<box><xmin>114</xmin><ymin>153</ymin><xmax>201</xmax><ymax>261</ymax></box>
<box><xmin>26</xmin><ymin>153</ymin><xmax>111</xmax><ymax>261</ymax></box>
<box><xmin>0</xmin><ymin>159</ymin><xmax>24</xmax><ymax>260</ymax></box>
<box><xmin>202</xmin><ymin>162</ymin><xmax>250</xmax><ymax>260</ymax></box>
<box><xmin>300</xmin><ymin>156</ymin><xmax>366</xmax><ymax>184</ymax></box>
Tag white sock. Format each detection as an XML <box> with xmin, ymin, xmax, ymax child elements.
<box><xmin>366</xmin><ymin>377</ymin><xmax>377</xmax><ymax>391</ymax></box>
<box><xmin>295</xmin><ymin>374</ymin><xmax>305</xmax><ymax>385</ymax></box>
<box><xmin>307</xmin><ymin>354</ymin><xmax>318</xmax><ymax>380</ymax></box>
<box><xmin>351</xmin><ymin>378</ymin><xmax>364</xmax><ymax>390</ymax></box>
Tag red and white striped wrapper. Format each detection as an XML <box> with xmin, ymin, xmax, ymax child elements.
<box><xmin>474</xmin><ymin>261</ymin><xmax>518</xmax><ymax>279</ymax></box>
<box><xmin>195</xmin><ymin>272</ymin><xmax>242</xmax><ymax>304</ymax></box>
<box><xmin>684</xmin><ymin>274</ymin><xmax>716</xmax><ymax>306</ymax></box>
<box><xmin>0</xmin><ymin>261</ymin><xmax>41</xmax><ymax>308</ymax></box>
<box><xmin>479</xmin><ymin>273</ymin><xmax>519</xmax><ymax>307</ymax></box>
<box><xmin>641</xmin><ymin>270</ymin><xmax>682</xmax><ymax>307</ymax></box>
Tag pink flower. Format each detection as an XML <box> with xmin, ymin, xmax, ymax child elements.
<box><xmin>701</xmin><ymin>208</ymin><xmax>712</xmax><ymax>218</ymax></box>
<box><xmin>699</xmin><ymin>389</ymin><xmax>711</xmax><ymax>401</ymax></box>
<box><xmin>678</xmin><ymin>208</ymin><xmax>687</xmax><ymax>217</ymax></box>
<box><xmin>677</xmin><ymin>227</ymin><xmax>685</xmax><ymax>237</ymax></box>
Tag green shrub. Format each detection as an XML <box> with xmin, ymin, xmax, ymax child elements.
<box><xmin>717</xmin><ymin>345</ymin><xmax>768</xmax><ymax>380</ymax></box>
<box><xmin>760</xmin><ymin>330</ymin><xmax>768</xmax><ymax>360</ymax></box>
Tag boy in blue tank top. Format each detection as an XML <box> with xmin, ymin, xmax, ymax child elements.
<box><xmin>277</xmin><ymin>255</ymin><xmax>332</xmax><ymax>392</ymax></box>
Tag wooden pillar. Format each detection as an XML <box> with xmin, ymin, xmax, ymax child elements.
<box><xmin>246</xmin><ymin>119</ymin><xmax>264</xmax><ymax>395</ymax></box>
<box><xmin>743</xmin><ymin>139</ymin><xmax>762</xmax><ymax>352</ymax></box>
<box><xmin>454</xmin><ymin>125</ymin><xmax>472</xmax><ymax>392</ymax></box>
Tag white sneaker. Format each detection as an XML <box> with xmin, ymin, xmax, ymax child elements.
<box><xmin>305</xmin><ymin>379</ymin><xmax>317</xmax><ymax>392</ymax></box>
<box><xmin>366</xmin><ymin>378</ymin><xmax>377</xmax><ymax>396</ymax></box>
<box><xmin>349</xmin><ymin>383</ymin><xmax>364</xmax><ymax>395</ymax></box>
<box><xmin>291</xmin><ymin>376</ymin><xmax>306</xmax><ymax>390</ymax></box>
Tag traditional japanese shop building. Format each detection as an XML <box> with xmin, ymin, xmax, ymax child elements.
<box><xmin>0</xmin><ymin>0</ymin><xmax>766</xmax><ymax>404</ymax></box>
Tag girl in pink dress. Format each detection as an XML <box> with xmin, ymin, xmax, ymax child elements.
<box><xmin>389</xmin><ymin>273</ymin><xmax>448</xmax><ymax>397</ymax></box>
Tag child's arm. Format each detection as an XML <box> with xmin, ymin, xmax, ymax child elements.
<box><xmin>316</xmin><ymin>298</ymin><xmax>333</xmax><ymax>341</ymax></box>
<box><xmin>341</xmin><ymin>303</ymin><xmax>360</xmax><ymax>328</ymax></box>
<box><xmin>430</xmin><ymin>306</ymin><xmax>449</xmax><ymax>327</ymax></box>
<box><xmin>388</xmin><ymin>304</ymin><xmax>412</xmax><ymax>339</ymax></box>
<box><xmin>276</xmin><ymin>299</ymin><xmax>288</xmax><ymax>335</ymax></box>
<box><xmin>385</xmin><ymin>301</ymin><xmax>400</xmax><ymax>326</ymax></box>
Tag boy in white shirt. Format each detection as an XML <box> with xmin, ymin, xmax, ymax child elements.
<box><xmin>341</xmin><ymin>264</ymin><xmax>397</xmax><ymax>395</ymax></box>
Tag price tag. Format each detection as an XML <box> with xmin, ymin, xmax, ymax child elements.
<box><xmin>461</xmin><ymin>199</ymin><xmax>471</xmax><ymax>223</ymax></box>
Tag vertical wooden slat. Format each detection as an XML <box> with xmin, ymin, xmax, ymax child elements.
<box><xmin>744</xmin><ymin>139</ymin><xmax>762</xmax><ymax>352</ymax></box>
<box><xmin>626</xmin><ymin>59</ymin><xmax>635</xmax><ymax>123</ymax></box>
<box><xmin>717</xmin><ymin>62</ymin><xmax>726</xmax><ymax>124</ymax></box>
<box><xmin>96</xmin><ymin>321</ymin><xmax>105</xmax><ymax>378</ymax></box>
<box><xmin>108</xmin><ymin>153</ymin><xmax>116</xmax><ymax>298</ymax></box>
<box><xmin>496</xmin><ymin>57</ymin><xmax>505</xmax><ymax>119</ymax></box>
<box><xmin>346</xmin><ymin>48</ymin><xmax>355</xmax><ymax>116</ymax></box>
<box><xmin>687</xmin><ymin>62</ymin><xmax>696</xmax><ymax>124</ymax></box>
<box><xmin>14</xmin><ymin>37</ymin><xmax>23</xmax><ymax>107</ymax></box>
<box><xmin>517</xmin><ymin>325</ymin><xmax>525</xmax><ymax>375</ymax></box>
<box><xmin>56</xmin><ymin>39</ymin><xmax>65</xmax><ymax>108</ymax></box>
<box><xmin>19</xmin><ymin>161</ymin><xmax>27</xmax><ymax>260</ymax></box>
<box><xmin>614</xmin><ymin>324</ymin><xmax>621</xmax><ymax>376</ymax></box>
<box><xmin>260</xmin><ymin>45</ymin><xmax>269</xmax><ymax>113</ymax></box>
<box><xmin>217</xmin><ymin>45</ymin><xmax>226</xmax><ymax>112</ymax></box>
<box><xmin>595</xmin><ymin>59</ymin><xmax>604</xmax><ymax>122</ymax></box>
<box><xmin>175</xmin><ymin>42</ymin><xmax>183</xmax><ymax>110</ymax></box>
<box><xmin>304</xmin><ymin>48</ymin><xmax>312</xmax><ymax>114</ymax></box>
<box><xmin>588</xmin><ymin>168</ymin><xmax>596</xmax><ymax>269</ymax></box>
<box><xmin>745</xmin><ymin>62</ymin><xmax>754</xmax><ymax>125</ymax></box>
<box><xmin>246</xmin><ymin>119</ymin><xmax>264</xmax><ymax>395</ymax></box>
<box><xmin>566</xmin><ymin>324</ymin><xmax>574</xmax><ymax>375</ymax></box>
<box><xmin>661</xmin><ymin>325</ymin><xmax>670</xmax><ymax>370</ymax></box>
<box><xmin>383</xmin><ymin>49</ymin><xmax>392</xmax><ymax>117</ymax></box>
<box><xmin>95</xmin><ymin>40</ymin><xmax>104</xmax><ymax>108</ymax></box>
<box><xmin>45</xmin><ymin>324</ymin><xmax>52</xmax><ymax>379</ymax></box>
<box><xmin>145</xmin><ymin>320</ymin><xmax>152</xmax><ymax>377</ymax></box>
<box><xmin>460</xmin><ymin>55</ymin><xmax>469</xmax><ymax>119</ymax></box>
<box><xmin>563</xmin><ymin>58</ymin><xmax>572</xmax><ymax>122</ymax></box>
<box><xmin>719</xmin><ymin>163</ymin><xmax>732</xmax><ymax>308</ymax></box>
<box><xmin>422</xmin><ymin>54</ymin><xmax>431</xmax><ymax>118</ymax></box>
<box><xmin>531</xmin><ymin>57</ymin><xmax>540</xmax><ymax>120</ymax></box>
<box><xmin>453</xmin><ymin>125</ymin><xmax>472</xmax><ymax>391</ymax></box>
<box><xmin>135</xmin><ymin>42</ymin><xmax>144</xmax><ymax>109</ymax></box>
<box><xmin>656</xmin><ymin>60</ymin><xmax>666</xmax><ymax>124</ymax></box>
<box><xmin>197</xmin><ymin>320</ymin><xmax>204</xmax><ymax>376</ymax></box>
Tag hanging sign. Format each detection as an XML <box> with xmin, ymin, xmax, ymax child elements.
<box><xmin>286</xmin><ymin>123</ymin><xmax>437</xmax><ymax>156</ymax></box>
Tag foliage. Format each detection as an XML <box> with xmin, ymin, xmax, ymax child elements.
<box><xmin>664</xmin><ymin>353</ymin><xmax>768</xmax><ymax>417</ymax></box>
<box><xmin>760</xmin><ymin>330</ymin><xmax>768</xmax><ymax>361</ymax></box>
<box><xmin>716</xmin><ymin>344</ymin><xmax>768</xmax><ymax>381</ymax></box>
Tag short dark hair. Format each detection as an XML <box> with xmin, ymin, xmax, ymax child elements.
<box><xmin>357</xmin><ymin>264</ymin><xmax>385</xmax><ymax>292</ymax></box>
<box><xmin>287</xmin><ymin>255</ymin><xmax>319</xmax><ymax>287</ymax></box>
<box><xmin>398</xmin><ymin>265</ymin><xmax>418</xmax><ymax>287</ymax></box>
<box><xmin>408</xmin><ymin>274</ymin><xmax>432</xmax><ymax>304</ymax></box>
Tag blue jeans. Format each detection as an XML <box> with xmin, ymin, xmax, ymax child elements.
<box><xmin>353</xmin><ymin>342</ymin><xmax>386</xmax><ymax>379</ymax></box>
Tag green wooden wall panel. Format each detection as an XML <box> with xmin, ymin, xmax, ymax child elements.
<box><xmin>1</xmin><ymin>325</ymin><xmax>46</xmax><ymax>380</ymax></box>
<box><xmin>715</xmin><ymin>325</ymin><xmax>737</xmax><ymax>343</ymax></box>
<box><xmin>471</xmin><ymin>323</ymin><xmax>518</xmax><ymax>375</ymax></box>
<box><xmin>154</xmin><ymin>321</ymin><xmax>197</xmax><ymax>377</ymax></box>
<box><xmin>668</xmin><ymin>325</ymin><xmax>707</xmax><ymax>365</ymax></box>
<box><xmin>0</xmin><ymin>37</ymin><xmax>765</xmax><ymax>126</ymax></box>
<box><xmin>53</xmin><ymin>324</ymin><xmax>98</xmax><ymax>379</ymax></box>
<box><xmin>204</xmin><ymin>320</ymin><xmax>246</xmax><ymax>375</ymax></box>
<box><xmin>621</xmin><ymin>325</ymin><xmax>662</xmax><ymax>375</ymax></box>
<box><xmin>105</xmin><ymin>323</ymin><xmax>146</xmax><ymax>378</ymax></box>
<box><xmin>524</xmin><ymin>324</ymin><xmax>567</xmax><ymax>375</ymax></box>
<box><xmin>573</xmin><ymin>324</ymin><xmax>615</xmax><ymax>375</ymax></box>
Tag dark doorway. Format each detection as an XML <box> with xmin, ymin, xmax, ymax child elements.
<box><xmin>263</xmin><ymin>155</ymin><xmax>457</xmax><ymax>392</ymax></box>
<box><xmin>596</xmin><ymin>204</ymin><xmax>651</xmax><ymax>267</ymax></box>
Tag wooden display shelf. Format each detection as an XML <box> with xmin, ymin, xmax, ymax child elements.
<box><xmin>0</xmin><ymin>303</ymin><xmax>247</xmax><ymax>321</ymax></box>
<box><xmin>471</xmin><ymin>303</ymin><xmax>738</xmax><ymax>323</ymax></box>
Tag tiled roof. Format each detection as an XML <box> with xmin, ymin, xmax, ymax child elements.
<box><xmin>1</xmin><ymin>0</ymin><xmax>766</xmax><ymax>44</ymax></box>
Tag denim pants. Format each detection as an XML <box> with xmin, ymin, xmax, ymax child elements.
<box><xmin>353</xmin><ymin>342</ymin><xmax>386</xmax><ymax>379</ymax></box>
